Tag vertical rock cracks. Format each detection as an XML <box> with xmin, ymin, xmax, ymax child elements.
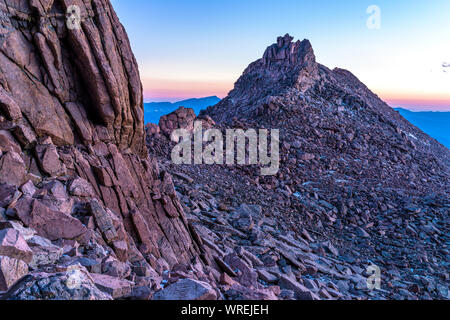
<box><xmin>0</xmin><ymin>0</ymin><xmax>207</xmax><ymax>297</ymax></box>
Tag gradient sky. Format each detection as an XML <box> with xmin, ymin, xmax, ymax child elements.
<box><xmin>111</xmin><ymin>0</ymin><xmax>450</xmax><ymax>110</ymax></box>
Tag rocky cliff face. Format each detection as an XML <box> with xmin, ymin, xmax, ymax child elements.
<box><xmin>0</xmin><ymin>0</ymin><xmax>208</xmax><ymax>299</ymax></box>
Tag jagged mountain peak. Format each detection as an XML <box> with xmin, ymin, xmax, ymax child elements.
<box><xmin>204</xmin><ymin>34</ymin><xmax>320</xmax><ymax>122</ymax></box>
<box><xmin>204</xmin><ymin>35</ymin><xmax>399</xmax><ymax>130</ymax></box>
<box><xmin>262</xmin><ymin>33</ymin><xmax>316</xmax><ymax>68</ymax></box>
<box><xmin>203</xmin><ymin>33</ymin><xmax>449</xmax><ymax>163</ymax></box>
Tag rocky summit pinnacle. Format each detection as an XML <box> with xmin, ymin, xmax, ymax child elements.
<box><xmin>262</xmin><ymin>33</ymin><xmax>316</xmax><ymax>67</ymax></box>
<box><xmin>204</xmin><ymin>34</ymin><xmax>320</xmax><ymax>123</ymax></box>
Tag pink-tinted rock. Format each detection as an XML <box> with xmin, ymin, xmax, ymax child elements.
<box><xmin>0</xmin><ymin>229</ymin><xmax>33</xmax><ymax>264</ymax></box>
<box><xmin>224</xmin><ymin>253</ymin><xmax>258</xmax><ymax>288</ymax></box>
<box><xmin>17</xmin><ymin>199</ymin><xmax>87</xmax><ymax>241</ymax></box>
<box><xmin>153</xmin><ymin>278</ymin><xmax>217</xmax><ymax>300</ymax></box>
<box><xmin>20</xmin><ymin>181</ymin><xmax>37</xmax><ymax>197</ymax></box>
<box><xmin>159</xmin><ymin>107</ymin><xmax>196</xmax><ymax>137</ymax></box>
<box><xmin>130</xmin><ymin>210</ymin><xmax>154</xmax><ymax>248</ymax></box>
<box><xmin>0</xmin><ymin>220</ymin><xmax>36</xmax><ymax>241</ymax></box>
<box><xmin>68</xmin><ymin>178</ymin><xmax>95</xmax><ymax>197</ymax></box>
<box><xmin>11</xmin><ymin>124</ymin><xmax>37</xmax><ymax>149</ymax></box>
<box><xmin>145</xmin><ymin>123</ymin><xmax>160</xmax><ymax>135</ymax></box>
<box><xmin>93</xmin><ymin>166</ymin><xmax>114</xmax><ymax>187</ymax></box>
<box><xmin>0</xmin><ymin>256</ymin><xmax>28</xmax><ymax>292</ymax></box>
<box><xmin>278</xmin><ymin>275</ymin><xmax>320</xmax><ymax>300</ymax></box>
<box><xmin>0</xmin><ymin>130</ymin><xmax>21</xmax><ymax>154</ymax></box>
<box><xmin>0</xmin><ymin>184</ymin><xmax>17</xmax><ymax>208</ymax></box>
<box><xmin>101</xmin><ymin>258</ymin><xmax>131</xmax><ymax>279</ymax></box>
<box><xmin>257</xmin><ymin>269</ymin><xmax>279</xmax><ymax>284</ymax></box>
<box><xmin>91</xmin><ymin>273</ymin><xmax>132</xmax><ymax>299</ymax></box>
<box><xmin>0</xmin><ymin>0</ymin><xmax>205</xmax><ymax>300</ymax></box>
<box><xmin>34</xmin><ymin>142</ymin><xmax>65</xmax><ymax>177</ymax></box>
<box><xmin>26</xmin><ymin>236</ymin><xmax>63</xmax><ymax>270</ymax></box>
<box><xmin>0</xmin><ymin>151</ymin><xmax>26</xmax><ymax>186</ymax></box>
<box><xmin>89</xmin><ymin>200</ymin><xmax>119</xmax><ymax>243</ymax></box>
<box><xmin>0</xmin><ymin>88</ymin><xmax>22</xmax><ymax>121</ymax></box>
<box><xmin>112</xmin><ymin>240</ymin><xmax>129</xmax><ymax>262</ymax></box>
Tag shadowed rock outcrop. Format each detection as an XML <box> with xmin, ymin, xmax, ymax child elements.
<box><xmin>0</xmin><ymin>0</ymin><xmax>207</xmax><ymax>298</ymax></box>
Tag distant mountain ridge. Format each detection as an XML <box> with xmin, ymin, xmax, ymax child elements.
<box><xmin>144</xmin><ymin>96</ymin><xmax>221</xmax><ymax>124</ymax></box>
<box><xmin>395</xmin><ymin>108</ymin><xmax>450</xmax><ymax>148</ymax></box>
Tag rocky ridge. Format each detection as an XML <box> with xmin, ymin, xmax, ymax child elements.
<box><xmin>146</xmin><ymin>34</ymin><xmax>449</xmax><ymax>300</ymax></box>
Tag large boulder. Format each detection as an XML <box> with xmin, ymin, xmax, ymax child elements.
<box><xmin>90</xmin><ymin>273</ymin><xmax>133</xmax><ymax>299</ymax></box>
<box><xmin>26</xmin><ymin>236</ymin><xmax>63</xmax><ymax>270</ymax></box>
<box><xmin>0</xmin><ymin>152</ymin><xmax>26</xmax><ymax>186</ymax></box>
<box><xmin>1</xmin><ymin>267</ymin><xmax>112</xmax><ymax>300</ymax></box>
<box><xmin>159</xmin><ymin>107</ymin><xmax>197</xmax><ymax>137</ymax></box>
<box><xmin>34</xmin><ymin>141</ymin><xmax>65</xmax><ymax>177</ymax></box>
<box><xmin>0</xmin><ymin>256</ymin><xmax>29</xmax><ymax>292</ymax></box>
<box><xmin>68</xmin><ymin>178</ymin><xmax>95</xmax><ymax>197</ymax></box>
<box><xmin>17</xmin><ymin>199</ymin><xmax>87</xmax><ymax>241</ymax></box>
<box><xmin>0</xmin><ymin>229</ymin><xmax>33</xmax><ymax>264</ymax></box>
<box><xmin>153</xmin><ymin>278</ymin><xmax>217</xmax><ymax>301</ymax></box>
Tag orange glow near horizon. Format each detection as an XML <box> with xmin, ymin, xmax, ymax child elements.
<box><xmin>142</xmin><ymin>78</ymin><xmax>450</xmax><ymax>111</ymax></box>
<box><xmin>379</xmin><ymin>91</ymin><xmax>450</xmax><ymax>111</ymax></box>
<box><xmin>142</xmin><ymin>78</ymin><xmax>231</xmax><ymax>101</ymax></box>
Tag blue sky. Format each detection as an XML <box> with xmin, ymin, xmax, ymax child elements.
<box><xmin>111</xmin><ymin>0</ymin><xmax>450</xmax><ymax>110</ymax></box>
